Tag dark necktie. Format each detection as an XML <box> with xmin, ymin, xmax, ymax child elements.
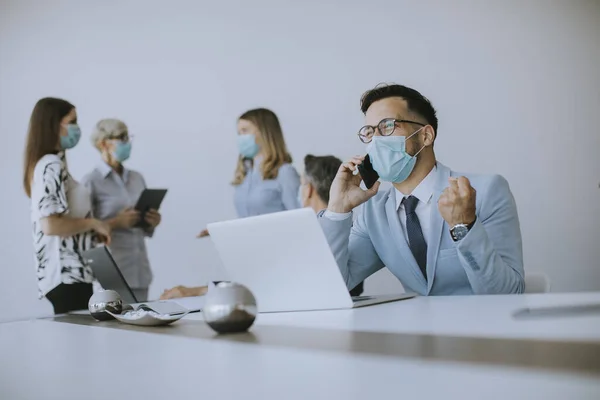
<box><xmin>403</xmin><ymin>195</ymin><xmax>428</xmax><ymax>280</ymax></box>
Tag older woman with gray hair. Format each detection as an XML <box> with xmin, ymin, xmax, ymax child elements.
<box><xmin>81</xmin><ymin>118</ymin><xmax>161</xmax><ymax>301</ymax></box>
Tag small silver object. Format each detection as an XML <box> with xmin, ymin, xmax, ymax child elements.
<box><xmin>203</xmin><ymin>282</ymin><xmax>257</xmax><ymax>333</ymax></box>
<box><xmin>88</xmin><ymin>290</ymin><xmax>123</xmax><ymax>321</ymax></box>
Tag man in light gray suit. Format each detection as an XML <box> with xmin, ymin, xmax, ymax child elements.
<box><xmin>320</xmin><ymin>84</ymin><xmax>524</xmax><ymax>295</ymax></box>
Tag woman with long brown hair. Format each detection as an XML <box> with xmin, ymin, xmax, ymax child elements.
<box><xmin>165</xmin><ymin>108</ymin><xmax>300</xmax><ymax>300</ymax></box>
<box><xmin>23</xmin><ymin>97</ymin><xmax>111</xmax><ymax>314</ymax></box>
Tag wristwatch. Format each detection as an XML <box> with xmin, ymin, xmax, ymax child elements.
<box><xmin>450</xmin><ymin>218</ymin><xmax>476</xmax><ymax>242</ymax></box>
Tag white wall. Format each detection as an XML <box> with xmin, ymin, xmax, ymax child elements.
<box><xmin>1</xmin><ymin>0</ymin><xmax>599</xmax><ymax>321</ymax></box>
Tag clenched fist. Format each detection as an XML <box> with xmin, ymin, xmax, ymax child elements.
<box><xmin>438</xmin><ymin>176</ymin><xmax>476</xmax><ymax>227</ymax></box>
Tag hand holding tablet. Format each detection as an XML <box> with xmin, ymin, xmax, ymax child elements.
<box><xmin>134</xmin><ymin>189</ymin><xmax>167</xmax><ymax>229</ymax></box>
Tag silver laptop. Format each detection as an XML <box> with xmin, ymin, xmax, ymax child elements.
<box><xmin>207</xmin><ymin>207</ymin><xmax>415</xmax><ymax>313</ymax></box>
<box><xmin>82</xmin><ymin>245</ymin><xmax>203</xmax><ymax>313</ymax></box>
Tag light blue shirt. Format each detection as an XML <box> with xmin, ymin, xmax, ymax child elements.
<box><xmin>234</xmin><ymin>158</ymin><xmax>301</xmax><ymax>218</ymax></box>
<box><xmin>81</xmin><ymin>163</ymin><xmax>153</xmax><ymax>289</ymax></box>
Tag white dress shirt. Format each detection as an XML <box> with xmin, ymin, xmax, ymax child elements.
<box><xmin>324</xmin><ymin>166</ymin><xmax>438</xmax><ymax>246</ymax></box>
<box><xmin>395</xmin><ymin>166</ymin><xmax>436</xmax><ymax>245</ymax></box>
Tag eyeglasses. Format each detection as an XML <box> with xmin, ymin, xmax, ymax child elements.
<box><xmin>110</xmin><ymin>133</ymin><xmax>133</xmax><ymax>143</ymax></box>
<box><xmin>357</xmin><ymin>118</ymin><xmax>425</xmax><ymax>143</ymax></box>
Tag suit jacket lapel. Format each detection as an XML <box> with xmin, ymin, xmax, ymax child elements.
<box><xmin>385</xmin><ymin>189</ymin><xmax>427</xmax><ymax>289</ymax></box>
<box><xmin>426</xmin><ymin>162</ymin><xmax>451</xmax><ymax>293</ymax></box>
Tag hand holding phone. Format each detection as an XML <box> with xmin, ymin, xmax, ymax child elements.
<box><xmin>327</xmin><ymin>155</ymin><xmax>380</xmax><ymax>214</ymax></box>
<box><xmin>357</xmin><ymin>154</ymin><xmax>380</xmax><ymax>189</ymax></box>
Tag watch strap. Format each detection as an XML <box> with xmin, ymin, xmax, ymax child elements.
<box><xmin>450</xmin><ymin>217</ymin><xmax>477</xmax><ymax>241</ymax></box>
<box><xmin>466</xmin><ymin>218</ymin><xmax>476</xmax><ymax>230</ymax></box>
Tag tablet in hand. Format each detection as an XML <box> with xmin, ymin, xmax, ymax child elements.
<box><xmin>134</xmin><ymin>189</ymin><xmax>167</xmax><ymax>228</ymax></box>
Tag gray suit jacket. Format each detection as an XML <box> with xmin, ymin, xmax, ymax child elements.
<box><xmin>318</xmin><ymin>162</ymin><xmax>524</xmax><ymax>295</ymax></box>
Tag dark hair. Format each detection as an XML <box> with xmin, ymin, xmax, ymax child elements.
<box><xmin>360</xmin><ymin>84</ymin><xmax>438</xmax><ymax>135</ymax></box>
<box><xmin>23</xmin><ymin>97</ymin><xmax>75</xmax><ymax>197</ymax></box>
<box><xmin>304</xmin><ymin>154</ymin><xmax>342</xmax><ymax>204</ymax></box>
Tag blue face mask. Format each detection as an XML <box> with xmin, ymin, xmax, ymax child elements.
<box><xmin>112</xmin><ymin>141</ymin><xmax>132</xmax><ymax>162</ymax></box>
<box><xmin>60</xmin><ymin>124</ymin><xmax>81</xmax><ymax>150</ymax></box>
<box><xmin>237</xmin><ymin>134</ymin><xmax>259</xmax><ymax>158</ymax></box>
<box><xmin>365</xmin><ymin>127</ymin><xmax>425</xmax><ymax>183</ymax></box>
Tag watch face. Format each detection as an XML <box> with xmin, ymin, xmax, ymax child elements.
<box><xmin>452</xmin><ymin>225</ymin><xmax>469</xmax><ymax>241</ymax></box>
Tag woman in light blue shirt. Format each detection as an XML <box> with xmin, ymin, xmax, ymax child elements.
<box><xmin>197</xmin><ymin>108</ymin><xmax>300</xmax><ymax>237</ymax></box>
<box><xmin>165</xmin><ymin>109</ymin><xmax>300</xmax><ymax>300</ymax></box>
<box><xmin>82</xmin><ymin>119</ymin><xmax>161</xmax><ymax>302</ymax></box>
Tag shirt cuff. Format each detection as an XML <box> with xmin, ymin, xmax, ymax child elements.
<box><xmin>323</xmin><ymin>210</ymin><xmax>352</xmax><ymax>221</ymax></box>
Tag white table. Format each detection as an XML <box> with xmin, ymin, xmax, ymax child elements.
<box><xmin>221</xmin><ymin>291</ymin><xmax>600</xmax><ymax>341</ymax></box>
<box><xmin>1</xmin><ymin>293</ymin><xmax>599</xmax><ymax>400</ymax></box>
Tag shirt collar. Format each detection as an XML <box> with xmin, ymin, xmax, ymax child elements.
<box><xmin>395</xmin><ymin>165</ymin><xmax>437</xmax><ymax>211</ymax></box>
<box><xmin>253</xmin><ymin>154</ymin><xmax>263</xmax><ymax>167</ymax></box>
<box><xmin>246</xmin><ymin>155</ymin><xmax>263</xmax><ymax>174</ymax></box>
<box><xmin>97</xmin><ymin>161</ymin><xmax>129</xmax><ymax>182</ymax></box>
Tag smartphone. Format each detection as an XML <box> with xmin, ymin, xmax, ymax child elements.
<box><xmin>357</xmin><ymin>154</ymin><xmax>379</xmax><ymax>189</ymax></box>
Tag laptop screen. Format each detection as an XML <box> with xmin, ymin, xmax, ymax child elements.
<box><xmin>82</xmin><ymin>246</ymin><xmax>138</xmax><ymax>304</ymax></box>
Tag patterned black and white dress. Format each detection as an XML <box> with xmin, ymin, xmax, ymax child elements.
<box><xmin>30</xmin><ymin>152</ymin><xmax>95</xmax><ymax>298</ymax></box>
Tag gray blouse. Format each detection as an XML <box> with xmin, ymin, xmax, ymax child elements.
<box><xmin>81</xmin><ymin>163</ymin><xmax>153</xmax><ymax>289</ymax></box>
<box><xmin>234</xmin><ymin>159</ymin><xmax>301</xmax><ymax>218</ymax></box>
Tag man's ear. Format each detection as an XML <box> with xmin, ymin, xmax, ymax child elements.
<box><xmin>306</xmin><ymin>183</ymin><xmax>315</xmax><ymax>199</ymax></box>
<box><xmin>423</xmin><ymin>125</ymin><xmax>436</xmax><ymax>146</ymax></box>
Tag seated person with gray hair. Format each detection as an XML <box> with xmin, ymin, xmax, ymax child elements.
<box><xmin>81</xmin><ymin>119</ymin><xmax>162</xmax><ymax>302</ymax></box>
<box><xmin>299</xmin><ymin>155</ymin><xmax>365</xmax><ymax>296</ymax></box>
<box><xmin>159</xmin><ymin>154</ymin><xmax>364</xmax><ymax>300</ymax></box>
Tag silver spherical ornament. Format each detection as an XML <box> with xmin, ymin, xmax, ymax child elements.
<box><xmin>203</xmin><ymin>282</ymin><xmax>257</xmax><ymax>333</ymax></box>
<box><xmin>88</xmin><ymin>290</ymin><xmax>123</xmax><ymax>321</ymax></box>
